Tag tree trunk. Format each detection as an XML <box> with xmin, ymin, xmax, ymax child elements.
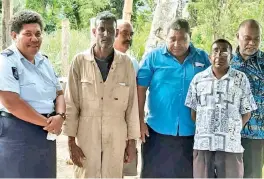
<box><xmin>144</xmin><ymin>0</ymin><xmax>188</xmax><ymax>53</ymax></box>
<box><xmin>1</xmin><ymin>0</ymin><xmax>12</xmax><ymax>50</ymax></box>
<box><xmin>123</xmin><ymin>0</ymin><xmax>133</xmax><ymax>22</ymax></box>
<box><xmin>72</xmin><ymin>1</ymin><xmax>81</xmax><ymax>29</ymax></box>
<box><xmin>61</xmin><ymin>19</ymin><xmax>70</xmax><ymax>77</ymax></box>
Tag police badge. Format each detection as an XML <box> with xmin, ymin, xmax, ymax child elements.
<box><xmin>11</xmin><ymin>67</ymin><xmax>19</xmax><ymax>80</ymax></box>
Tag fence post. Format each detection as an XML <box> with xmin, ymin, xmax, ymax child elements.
<box><xmin>1</xmin><ymin>0</ymin><xmax>13</xmax><ymax>50</ymax></box>
<box><xmin>90</xmin><ymin>17</ymin><xmax>96</xmax><ymax>46</ymax></box>
<box><xmin>61</xmin><ymin>19</ymin><xmax>70</xmax><ymax>77</ymax></box>
<box><xmin>122</xmin><ymin>0</ymin><xmax>133</xmax><ymax>22</ymax></box>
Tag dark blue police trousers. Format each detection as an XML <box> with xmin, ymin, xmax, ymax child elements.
<box><xmin>0</xmin><ymin>114</ymin><xmax>56</xmax><ymax>178</ymax></box>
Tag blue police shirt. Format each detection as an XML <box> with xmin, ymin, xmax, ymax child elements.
<box><xmin>0</xmin><ymin>45</ymin><xmax>62</xmax><ymax>114</ymax></box>
<box><xmin>137</xmin><ymin>44</ymin><xmax>210</xmax><ymax>136</ymax></box>
<box><xmin>231</xmin><ymin>49</ymin><xmax>264</xmax><ymax>139</ymax></box>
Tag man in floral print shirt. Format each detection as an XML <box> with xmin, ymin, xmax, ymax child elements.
<box><xmin>231</xmin><ymin>19</ymin><xmax>264</xmax><ymax>178</ymax></box>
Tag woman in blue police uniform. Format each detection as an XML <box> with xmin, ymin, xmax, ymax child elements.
<box><xmin>0</xmin><ymin>10</ymin><xmax>66</xmax><ymax>178</ymax></box>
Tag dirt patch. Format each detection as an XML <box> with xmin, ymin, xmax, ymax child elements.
<box><xmin>56</xmin><ymin>135</ymin><xmax>74</xmax><ymax>178</ymax></box>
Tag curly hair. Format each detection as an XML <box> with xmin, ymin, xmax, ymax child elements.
<box><xmin>9</xmin><ymin>10</ymin><xmax>44</xmax><ymax>33</ymax></box>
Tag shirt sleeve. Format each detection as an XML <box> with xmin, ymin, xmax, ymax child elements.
<box><xmin>137</xmin><ymin>52</ymin><xmax>154</xmax><ymax>87</ymax></box>
<box><xmin>62</xmin><ymin>55</ymin><xmax>81</xmax><ymax>137</ymax></box>
<box><xmin>0</xmin><ymin>55</ymin><xmax>20</xmax><ymax>94</ymax></box>
<box><xmin>185</xmin><ymin>75</ymin><xmax>198</xmax><ymax>111</ymax></box>
<box><xmin>125</xmin><ymin>57</ymin><xmax>140</xmax><ymax>140</ymax></box>
<box><xmin>240</xmin><ymin>74</ymin><xmax>258</xmax><ymax>114</ymax></box>
<box><xmin>54</xmin><ymin>71</ymin><xmax>63</xmax><ymax>91</ymax></box>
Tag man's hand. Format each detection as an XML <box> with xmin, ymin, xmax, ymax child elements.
<box><xmin>124</xmin><ymin>140</ymin><xmax>137</xmax><ymax>163</ymax></box>
<box><xmin>140</xmin><ymin>121</ymin><xmax>149</xmax><ymax>143</ymax></box>
<box><xmin>43</xmin><ymin>115</ymin><xmax>63</xmax><ymax>134</ymax></box>
<box><xmin>68</xmin><ymin>139</ymin><xmax>86</xmax><ymax>167</ymax></box>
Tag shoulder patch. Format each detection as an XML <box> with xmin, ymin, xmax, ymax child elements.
<box><xmin>11</xmin><ymin>67</ymin><xmax>19</xmax><ymax>80</ymax></box>
<box><xmin>1</xmin><ymin>49</ymin><xmax>14</xmax><ymax>57</ymax></box>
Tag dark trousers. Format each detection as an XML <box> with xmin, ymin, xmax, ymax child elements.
<box><xmin>140</xmin><ymin>127</ymin><xmax>194</xmax><ymax>178</ymax></box>
<box><xmin>242</xmin><ymin>138</ymin><xmax>264</xmax><ymax>178</ymax></box>
<box><xmin>193</xmin><ymin>150</ymin><xmax>244</xmax><ymax>178</ymax></box>
<box><xmin>0</xmin><ymin>115</ymin><xmax>56</xmax><ymax>178</ymax></box>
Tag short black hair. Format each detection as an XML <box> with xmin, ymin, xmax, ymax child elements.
<box><xmin>94</xmin><ymin>11</ymin><xmax>117</xmax><ymax>28</ymax></box>
<box><xmin>167</xmin><ymin>19</ymin><xmax>191</xmax><ymax>34</ymax></box>
<box><xmin>10</xmin><ymin>10</ymin><xmax>44</xmax><ymax>33</ymax></box>
<box><xmin>211</xmin><ymin>39</ymin><xmax>233</xmax><ymax>52</ymax></box>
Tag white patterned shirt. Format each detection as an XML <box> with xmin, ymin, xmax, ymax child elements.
<box><xmin>185</xmin><ymin>66</ymin><xmax>257</xmax><ymax>153</ymax></box>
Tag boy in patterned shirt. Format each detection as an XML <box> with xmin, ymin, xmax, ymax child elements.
<box><xmin>185</xmin><ymin>39</ymin><xmax>257</xmax><ymax>178</ymax></box>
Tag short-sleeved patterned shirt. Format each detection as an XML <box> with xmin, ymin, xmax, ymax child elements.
<box><xmin>185</xmin><ymin>67</ymin><xmax>257</xmax><ymax>153</ymax></box>
<box><xmin>231</xmin><ymin>49</ymin><xmax>264</xmax><ymax>139</ymax></box>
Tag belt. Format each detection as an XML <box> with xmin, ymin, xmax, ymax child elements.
<box><xmin>0</xmin><ymin>111</ymin><xmax>56</xmax><ymax>118</ymax></box>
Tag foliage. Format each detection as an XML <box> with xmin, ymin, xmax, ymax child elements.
<box><xmin>41</xmin><ymin>29</ymin><xmax>90</xmax><ymax>76</ymax></box>
<box><xmin>130</xmin><ymin>8</ymin><xmax>153</xmax><ymax>60</ymax></box>
<box><xmin>58</xmin><ymin>0</ymin><xmax>109</xmax><ymax>29</ymax></box>
<box><xmin>23</xmin><ymin>0</ymin><xmax>154</xmax><ymax>32</ymax></box>
<box><xmin>188</xmin><ymin>0</ymin><xmax>264</xmax><ymax>52</ymax></box>
<box><xmin>25</xmin><ymin>0</ymin><xmax>110</xmax><ymax>31</ymax></box>
<box><xmin>105</xmin><ymin>0</ymin><xmax>150</xmax><ymax>21</ymax></box>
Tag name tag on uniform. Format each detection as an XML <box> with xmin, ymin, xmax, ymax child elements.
<box><xmin>194</xmin><ymin>62</ymin><xmax>205</xmax><ymax>67</ymax></box>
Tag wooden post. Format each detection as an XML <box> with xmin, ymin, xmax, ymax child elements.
<box><xmin>90</xmin><ymin>17</ymin><xmax>96</xmax><ymax>46</ymax></box>
<box><xmin>61</xmin><ymin>19</ymin><xmax>70</xmax><ymax>77</ymax></box>
<box><xmin>1</xmin><ymin>0</ymin><xmax>13</xmax><ymax>50</ymax></box>
<box><xmin>122</xmin><ymin>0</ymin><xmax>133</xmax><ymax>22</ymax></box>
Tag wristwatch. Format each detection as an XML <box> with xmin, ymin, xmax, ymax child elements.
<box><xmin>56</xmin><ymin>113</ymin><xmax>66</xmax><ymax>120</ymax></box>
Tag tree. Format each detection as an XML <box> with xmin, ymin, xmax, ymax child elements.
<box><xmin>188</xmin><ymin>0</ymin><xmax>264</xmax><ymax>52</ymax></box>
<box><xmin>59</xmin><ymin>0</ymin><xmax>109</xmax><ymax>29</ymax></box>
<box><xmin>23</xmin><ymin>0</ymin><xmax>155</xmax><ymax>32</ymax></box>
<box><xmin>144</xmin><ymin>0</ymin><xmax>187</xmax><ymax>53</ymax></box>
<box><xmin>25</xmin><ymin>0</ymin><xmax>62</xmax><ymax>32</ymax></box>
<box><xmin>0</xmin><ymin>0</ymin><xmax>2</xmax><ymax>14</ymax></box>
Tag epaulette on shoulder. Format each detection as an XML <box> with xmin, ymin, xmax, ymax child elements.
<box><xmin>1</xmin><ymin>49</ymin><xmax>14</xmax><ymax>57</ymax></box>
<box><xmin>42</xmin><ymin>54</ymin><xmax>48</xmax><ymax>59</ymax></box>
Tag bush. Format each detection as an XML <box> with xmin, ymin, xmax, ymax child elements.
<box><xmin>41</xmin><ymin>29</ymin><xmax>90</xmax><ymax>76</ymax></box>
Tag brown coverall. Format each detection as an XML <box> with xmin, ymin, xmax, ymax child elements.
<box><xmin>63</xmin><ymin>48</ymin><xmax>140</xmax><ymax>178</ymax></box>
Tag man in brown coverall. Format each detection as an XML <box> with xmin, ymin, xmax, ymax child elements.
<box><xmin>63</xmin><ymin>11</ymin><xmax>140</xmax><ymax>178</ymax></box>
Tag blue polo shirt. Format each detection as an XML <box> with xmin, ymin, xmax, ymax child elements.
<box><xmin>137</xmin><ymin>44</ymin><xmax>210</xmax><ymax>136</ymax></box>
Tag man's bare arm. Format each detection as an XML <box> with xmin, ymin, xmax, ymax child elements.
<box><xmin>137</xmin><ymin>85</ymin><xmax>147</xmax><ymax>123</ymax></box>
<box><xmin>137</xmin><ymin>85</ymin><xmax>149</xmax><ymax>142</ymax></box>
<box><xmin>242</xmin><ymin>112</ymin><xmax>251</xmax><ymax>127</ymax></box>
<box><xmin>55</xmin><ymin>91</ymin><xmax>66</xmax><ymax>114</ymax></box>
<box><xmin>191</xmin><ymin>109</ymin><xmax>196</xmax><ymax>122</ymax></box>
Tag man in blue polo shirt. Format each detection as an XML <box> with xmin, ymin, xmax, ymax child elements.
<box><xmin>137</xmin><ymin>19</ymin><xmax>210</xmax><ymax>178</ymax></box>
